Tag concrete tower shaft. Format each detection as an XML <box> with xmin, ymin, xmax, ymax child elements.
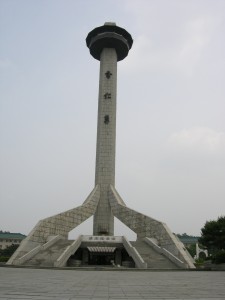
<box><xmin>86</xmin><ymin>23</ymin><xmax>133</xmax><ymax>235</ymax></box>
<box><xmin>93</xmin><ymin>48</ymin><xmax>117</xmax><ymax>236</ymax></box>
<box><xmin>95</xmin><ymin>48</ymin><xmax>117</xmax><ymax>187</ymax></box>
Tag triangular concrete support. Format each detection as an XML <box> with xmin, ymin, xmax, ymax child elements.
<box><xmin>108</xmin><ymin>185</ymin><xmax>195</xmax><ymax>268</ymax></box>
<box><xmin>7</xmin><ymin>186</ymin><xmax>100</xmax><ymax>265</ymax></box>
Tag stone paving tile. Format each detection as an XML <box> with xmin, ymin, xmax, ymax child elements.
<box><xmin>0</xmin><ymin>267</ymin><xmax>225</xmax><ymax>299</ymax></box>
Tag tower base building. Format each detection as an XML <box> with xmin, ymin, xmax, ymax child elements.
<box><xmin>7</xmin><ymin>23</ymin><xmax>195</xmax><ymax>269</ymax></box>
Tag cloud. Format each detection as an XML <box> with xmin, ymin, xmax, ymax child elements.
<box><xmin>167</xmin><ymin>127</ymin><xmax>225</xmax><ymax>154</ymax></box>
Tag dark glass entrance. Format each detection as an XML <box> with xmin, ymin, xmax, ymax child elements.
<box><xmin>89</xmin><ymin>252</ymin><xmax>115</xmax><ymax>265</ymax></box>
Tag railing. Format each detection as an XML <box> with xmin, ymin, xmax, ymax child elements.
<box><xmin>144</xmin><ymin>237</ymin><xmax>186</xmax><ymax>268</ymax></box>
<box><xmin>54</xmin><ymin>235</ymin><xmax>82</xmax><ymax>267</ymax></box>
<box><xmin>122</xmin><ymin>236</ymin><xmax>147</xmax><ymax>269</ymax></box>
<box><xmin>16</xmin><ymin>235</ymin><xmax>63</xmax><ymax>265</ymax></box>
<box><xmin>42</xmin><ymin>235</ymin><xmax>62</xmax><ymax>250</ymax></box>
<box><xmin>17</xmin><ymin>245</ymin><xmax>42</xmax><ymax>265</ymax></box>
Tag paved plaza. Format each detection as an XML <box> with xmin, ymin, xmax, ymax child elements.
<box><xmin>0</xmin><ymin>267</ymin><xmax>225</xmax><ymax>299</ymax></box>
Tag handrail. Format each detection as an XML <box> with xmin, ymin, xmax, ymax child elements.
<box><xmin>122</xmin><ymin>236</ymin><xmax>147</xmax><ymax>269</ymax></box>
<box><xmin>163</xmin><ymin>248</ymin><xmax>184</xmax><ymax>264</ymax></box>
<box><xmin>144</xmin><ymin>237</ymin><xmax>187</xmax><ymax>268</ymax></box>
<box><xmin>42</xmin><ymin>235</ymin><xmax>62</xmax><ymax>250</ymax></box>
<box><xmin>54</xmin><ymin>235</ymin><xmax>82</xmax><ymax>267</ymax></box>
<box><xmin>15</xmin><ymin>235</ymin><xmax>63</xmax><ymax>265</ymax></box>
<box><xmin>17</xmin><ymin>245</ymin><xmax>41</xmax><ymax>265</ymax></box>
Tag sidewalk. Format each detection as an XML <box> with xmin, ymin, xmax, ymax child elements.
<box><xmin>0</xmin><ymin>267</ymin><xmax>224</xmax><ymax>299</ymax></box>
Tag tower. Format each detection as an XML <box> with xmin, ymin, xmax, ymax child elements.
<box><xmin>7</xmin><ymin>23</ymin><xmax>195</xmax><ymax>269</ymax></box>
<box><xmin>86</xmin><ymin>22</ymin><xmax>133</xmax><ymax>236</ymax></box>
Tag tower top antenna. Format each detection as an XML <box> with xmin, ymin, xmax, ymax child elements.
<box><xmin>104</xmin><ymin>22</ymin><xmax>116</xmax><ymax>26</ymax></box>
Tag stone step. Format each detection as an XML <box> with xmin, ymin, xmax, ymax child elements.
<box><xmin>24</xmin><ymin>240</ymin><xmax>73</xmax><ymax>267</ymax></box>
<box><xmin>131</xmin><ymin>240</ymin><xmax>178</xmax><ymax>269</ymax></box>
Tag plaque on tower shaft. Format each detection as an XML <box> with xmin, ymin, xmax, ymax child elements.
<box><xmin>105</xmin><ymin>71</ymin><xmax>112</xmax><ymax>79</ymax></box>
<box><xmin>7</xmin><ymin>23</ymin><xmax>195</xmax><ymax>270</ymax></box>
<box><xmin>104</xmin><ymin>93</ymin><xmax>111</xmax><ymax>99</ymax></box>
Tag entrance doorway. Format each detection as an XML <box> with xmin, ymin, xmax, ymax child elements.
<box><xmin>88</xmin><ymin>246</ymin><xmax>116</xmax><ymax>266</ymax></box>
<box><xmin>89</xmin><ymin>252</ymin><xmax>115</xmax><ymax>265</ymax></box>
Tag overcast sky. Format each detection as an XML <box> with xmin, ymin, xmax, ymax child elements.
<box><xmin>1</xmin><ymin>0</ymin><xmax>225</xmax><ymax>239</ymax></box>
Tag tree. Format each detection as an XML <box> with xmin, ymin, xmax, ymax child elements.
<box><xmin>199</xmin><ymin>216</ymin><xmax>225</xmax><ymax>255</ymax></box>
<box><xmin>0</xmin><ymin>244</ymin><xmax>19</xmax><ymax>258</ymax></box>
<box><xmin>186</xmin><ymin>244</ymin><xmax>196</xmax><ymax>258</ymax></box>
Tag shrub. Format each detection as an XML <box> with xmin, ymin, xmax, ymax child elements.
<box><xmin>195</xmin><ymin>258</ymin><xmax>205</xmax><ymax>265</ymax></box>
<box><xmin>0</xmin><ymin>256</ymin><xmax>9</xmax><ymax>262</ymax></box>
<box><xmin>212</xmin><ymin>250</ymin><xmax>225</xmax><ymax>264</ymax></box>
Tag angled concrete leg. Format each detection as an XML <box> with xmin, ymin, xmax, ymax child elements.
<box><xmin>108</xmin><ymin>185</ymin><xmax>195</xmax><ymax>269</ymax></box>
<box><xmin>7</xmin><ymin>185</ymin><xmax>100</xmax><ymax>265</ymax></box>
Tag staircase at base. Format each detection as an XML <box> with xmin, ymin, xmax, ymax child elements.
<box><xmin>131</xmin><ymin>240</ymin><xmax>179</xmax><ymax>269</ymax></box>
<box><xmin>23</xmin><ymin>240</ymin><xmax>73</xmax><ymax>267</ymax></box>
